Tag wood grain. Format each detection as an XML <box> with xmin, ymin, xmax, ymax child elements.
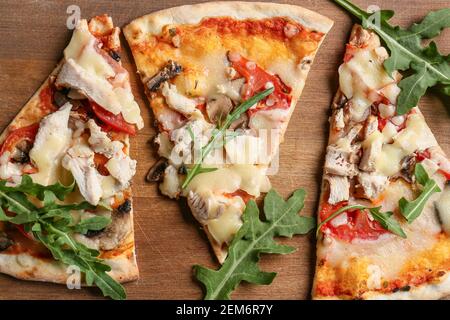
<box><xmin>0</xmin><ymin>0</ymin><xmax>448</xmax><ymax>300</ymax></box>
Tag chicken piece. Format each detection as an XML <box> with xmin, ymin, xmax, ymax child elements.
<box><xmin>87</xmin><ymin>119</ymin><xmax>123</xmax><ymax>158</ymax></box>
<box><xmin>333</xmin><ymin>108</ymin><xmax>345</xmax><ymax>130</ymax></box>
<box><xmin>216</xmin><ymin>78</ymin><xmax>245</xmax><ymax>103</ymax></box>
<box><xmin>0</xmin><ymin>151</ymin><xmax>22</xmax><ymax>181</ymax></box>
<box><xmin>360</xmin><ymin>137</ymin><xmax>382</xmax><ymax>172</ymax></box>
<box><xmin>56</xmin><ymin>59</ymin><xmax>121</xmax><ymax>114</ymax></box>
<box><xmin>161</xmin><ymin>82</ymin><xmax>197</xmax><ymax>116</ymax></box>
<box><xmin>325</xmin><ymin>174</ymin><xmax>350</xmax><ymax>204</ymax></box>
<box><xmin>358</xmin><ymin>172</ymin><xmax>388</xmax><ymax>200</ymax></box>
<box><xmin>62</xmin><ymin>144</ymin><xmax>103</xmax><ymax>205</ymax></box>
<box><xmin>105</xmin><ymin>151</ymin><xmax>136</xmax><ymax>188</ymax></box>
<box><xmin>363</xmin><ymin>115</ymin><xmax>378</xmax><ymax>139</ymax></box>
<box><xmin>325</xmin><ymin>125</ymin><xmax>362</xmax><ymax>177</ymax></box>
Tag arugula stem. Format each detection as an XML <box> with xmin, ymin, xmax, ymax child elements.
<box><xmin>181</xmin><ymin>87</ymin><xmax>274</xmax><ymax>189</ymax></box>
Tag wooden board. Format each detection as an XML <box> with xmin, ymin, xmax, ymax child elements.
<box><xmin>0</xmin><ymin>0</ymin><xmax>449</xmax><ymax>300</ymax></box>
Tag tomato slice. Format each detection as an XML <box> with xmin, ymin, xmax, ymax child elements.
<box><xmin>229</xmin><ymin>54</ymin><xmax>291</xmax><ymax>115</ymax></box>
<box><xmin>89</xmin><ymin>101</ymin><xmax>136</xmax><ymax>135</ymax></box>
<box><xmin>415</xmin><ymin>149</ymin><xmax>431</xmax><ymax>162</ymax></box>
<box><xmin>0</xmin><ymin>123</ymin><xmax>39</xmax><ymax>157</ymax></box>
<box><xmin>438</xmin><ymin>169</ymin><xmax>450</xmax><ymax>181</ymax></box>
<box><xmin>320</xmin><ymin>201</ymin><xmax>388</xmax><ymax>242</ymax></box>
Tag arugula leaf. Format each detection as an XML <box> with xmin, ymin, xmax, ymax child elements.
<box><xmin>334</xmin><ymin>0</ymin><xmax>450</xmax><ymax>114</ymax></box>
<box><xmin>400</xmin><ymin>163</ymin><xmax>441</xmax><ymax>223</ymax></box>
<box><xmin>194</xmin><ymin>188</ymin><xmax>315</xmax><ymax>300</ymax></box>
<box><xmin>0</xmin><ymin>177</ymin><xmax>125</xmax><ymax>300</ymax></box>
<box><xmin>0</xmin><ymin>175</ymin><xmax>75</xmax><ymax>201</ymax></box>
<box><xmin>73</xmin><ymin>216</ymin><xmax>112</xmax><ymax>234</ymax></box>
<box><xmin>368</xmin><ymin>207</ymin><xmax>406</xmax><ymax>238</ymax></box>
<box><xmin>182</xmin><ymin>87</ymin><xmax>274</xmax><ymax>188</ymax></box>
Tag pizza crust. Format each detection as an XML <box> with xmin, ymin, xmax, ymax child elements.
<box><xmin>125</xmin><ymin>1</ymin><xmax>333</xmax><ymax>39</ymax></box>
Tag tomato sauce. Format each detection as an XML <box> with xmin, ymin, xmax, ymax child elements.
<box><xmin>199</xmin><ymin>17</ymin><xmax>323</xmax><ymax>42</ymax></box>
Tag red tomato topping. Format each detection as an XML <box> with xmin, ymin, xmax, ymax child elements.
<box><xmin>415</xmin><ymin>149</ymin><xmax>431</xmax><ymax>162</ymax></box>
<box><xmin>438</xmin><ymin>169</ymin><xmax>450</xmax><ymax>181</ymax></box>
<box><xmin>224</xmin><ymin>189</ymin><xmax>254</xmax><ymax>204</ymax></box>
<box><xmin>38</xmin><ymin>85</ymin><xmax>58</xmax><ymax>114</ymax></box>
<box><xmin>377</xmin><ymin>117</ymin><xmax>388</xmax><ymax>131</ymax></box>
<box><xmin>94</xmin><ymin>153</ymin><xmax>110</xmax><ymax>176</ymax></box>
<box><xmin>319</xmin><ymin>201</ymin><xmax>388</xmax><ymax>242</ymax></box>
<box><xmin>89</xmin><ymin>101</ymin><xmax>136</xmax><ymax>135</ymax></box>
<box><xmin>229</xmin><ymin>54</ymin><xmax>292</xmax><ymax>115</ymax></box>
<box><xmin>0</xmin><ymin>123</ymin><xmax>39</xmax><ymax>157</ymax></box>
<box><xmin>14</xmin><ymin>224</ymin><xmax>35</xmax><ymax>241</ymax></box>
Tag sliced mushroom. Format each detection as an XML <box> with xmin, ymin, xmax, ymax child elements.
<box><xmin>146</xmin><ymin>60</ymin><xmax>182</xmax><ymax>92</ymax></box>
<box><xmin>86</xmin><ymin>209</ymin><xmax>132</xmax><ymax>250</ymax></box>
<box><xmin>117</xmin><ymin>198</ymin><xmax>132</xmax><ymax>215</ymax></box>
<box><xmin>109</xmin><ymin>50</ymin><xmax>121</xmax><ymax>62</ymax></box>
<box><xmin>206</xmin><ymin>94</ymin><xmax>233</xmax><ymax>124</ymax></box>
<box><xmin>0</xmin><ymin>231</ymin><xmax>13</xmax><ymax>251</ymax></box>
<box><xmin>146</xmin><ymin>158</ymin><xmax>169</xmax><ymax>182</ymax></box>
<box><xmin>187</xmin><ymin>190</ymin><xmax>209</xmax><ymax>222</ymax></box>
<box><xmin>229</xmin><ymin>112</ymin><xmax>248</xmax><ymax>130</ymax></box>
<box><xmin>53</xmin><ymin>89</ymin><xmax>70</xmax><ymax>107</ymax></box>
<box><xmin>399</xmin><ymin>154</ymin><xmax>416</xmax><ymax>183</ymax></box>
<box><xmin>10</xmin><ymin>140</ymin><xmax>32</xmax><ymax>164</ymax></box>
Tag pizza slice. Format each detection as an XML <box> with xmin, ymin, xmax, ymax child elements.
<box><xmin>313</xmin><ymin>25</ymin><xmax>450</xmax><ymax>299</ymax></box>
<box><xmin>124</xmin><ymin>2</ymin><xmax>333</xmax><ymax>262</ymax></box>
<box><xmin>0</xmin><ymin>15</ymin><xmax>143</xmax><ymax>298</ymax></box>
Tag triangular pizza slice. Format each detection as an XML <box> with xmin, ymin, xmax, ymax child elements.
<box><xmin>124</xmin><ymin>2</ymin><xmax>333</xmax><ymax>262</ymax></box>
<box><xmin>313</xmin><ymin>25</ymin><xmax>450</xmax><ymax>299</ymax></box>
<box><xmin>0</xmin><ymin>15</ymin><xmax>143</xmax><ymax>298</ymax></box>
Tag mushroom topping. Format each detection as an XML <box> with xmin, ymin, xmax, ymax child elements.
<box><xmin>206</xmin><ymin>94</ymin><xmax>233</xmax><ymax>124</ymax></box>
<box><xmin>81</xmin><ymin>209</ymin><xmax>132</xmax><ymax>250</ymax></box>
<box><xmin>229</xmin><ymin>113</ymin><xmax>249</xmax><ymax>130</ymax></box>
<box><xmin>399</xmin><ymin>154</ymin><xmax>416</xmax><ymax>183</ymax></box>
<box><xmin>146</xmin><ymin>158</ymin><xmax>169</xmax><ymax>182</ymax></box>
<box><xmin>53</xmin><ymin>89</ymin><xmax>70</xmax><ymax>108</ymax></box>
<box><xmin>117</xmin><ymin>198</ymin><xmax>132</xmax><ymax>215</ymax></box>
<box><xmin>109</xmin><ymin>50</ymin><xmax>121</xmax><ymax>62</ymax></box>
<box><xmin>0</xmin><ymin>231</ymin><xmax>13</xmax><ymax>251</ymax></box>
<box><xmin>146</xmin><ymin>60</ymin><xmax>183</xmax><ymax>92</ymax></box>
<box><xmin>10</xmin><ymin>140</ymin><xmax>32</xmax><ymax>164</ymax></box>
<box><xmin>187</xmin><ymin>190</ymin><xmax>209</xmax><ymax>222</ymax></box>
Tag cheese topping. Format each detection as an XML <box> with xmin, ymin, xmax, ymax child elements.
<box><xmin>29</xmin><ymin>103</ymin><xmax>73</xmax><ymax>185</ymax></box>
<box><xmin>207</xmin><ymin>196</ymin><xmax>245</xmax><ymax>245</ymax></box>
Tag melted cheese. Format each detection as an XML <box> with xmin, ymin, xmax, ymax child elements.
<box><xmin>339</xmin><ymin>46</ymin><xmax>399</xmax><ymax>122</ymax></box>
<box><xmin>207</xmin><ymin>196</ymin><xmax>245</xmax><ymax>245</ymax></box>
<box><xmin>371</xmin><ymin>113</ymin><xmax>438</xmax><ymax>177</ymax></box>
<box><xmin>30</xmin><ymin>104</ymin><xmax>72</xmax><ymax>185</ymax></box>
<box><xmin>185</xmin><ymin>164</ymin><xmax>271</xmax><ymax>197</ymax></box>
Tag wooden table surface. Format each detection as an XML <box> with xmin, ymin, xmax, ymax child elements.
<box><xmin>0</xmin><ymin>0</ymin><xmax>449</xmax><ymax>300</ymax></box>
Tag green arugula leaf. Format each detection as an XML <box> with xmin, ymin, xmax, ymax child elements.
<box><xmin>0</xmin><ymin>175</ymin><xmax>75</xmax><ymax>201</ymax></box>
<box><xmin>334</xmin><ymin>0</ymin><xmax>450</xmax><ymax>114</ymax></box>
<box><xmin>194</xmin><ymin>188</ymin><xmax>315</xmax><ymax>300</ymax></box>
<box><xmin>73</xmin><ymin>216</ymin><xmax>112</xmax><ymax>234</ymax></box>
<box><xmin>399</xmin><ymin>163</ymin><xmax>441</xmax><ymax>223</ymax></box>
<box><xmin>182</xmin><ymin>87</ymin><xmax>274</xmax><ymax>189</ymax></box>
<box><xmin>368</xmin><ymin>207</ymin><xmax>406</xmax><ymax>238</ymax></box>
<box><xmin>0</xmin><ymin>178</ymin><xmax>126</xmax><ymax>300</ymax></box>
